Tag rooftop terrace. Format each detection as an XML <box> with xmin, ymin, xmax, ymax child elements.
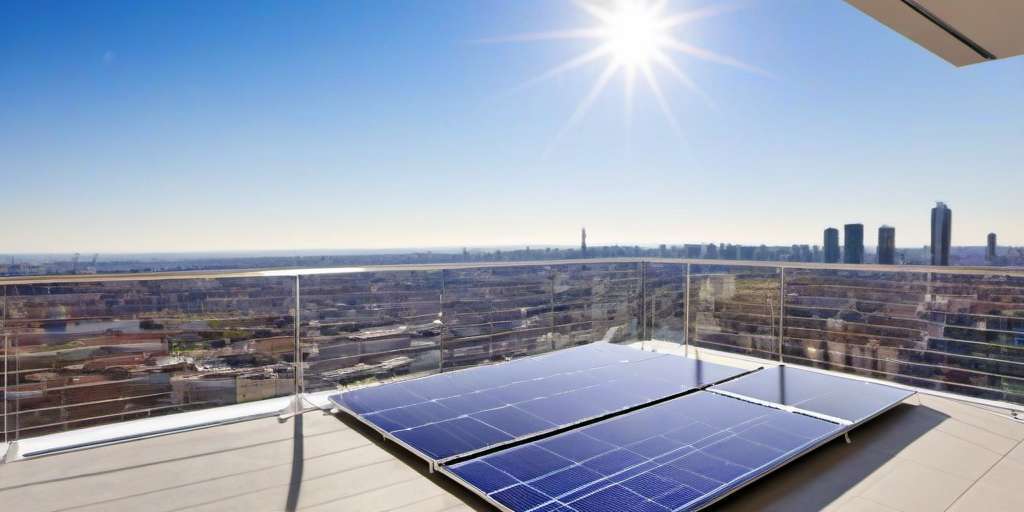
<box><xmin>2</xmin><ymin>344</ymin><xmax>1022</xmax><ymax>512</ymax></box>
<box><xmin>3</xmin><ymin>259</ymin><xmax>1024</xmax><ymax>511</ymax></box>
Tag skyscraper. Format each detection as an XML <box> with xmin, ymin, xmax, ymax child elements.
<box><xmin>931</xmin><ymin>202</ymin><xmax>951</xmax><ymax>266</ymax></box>
<box><xmin>987</xmin><ymin>232</ymin><xmax>997</xmax><ymax>263</ymax></box>
<box><xmin>844</xmin><ymin>224</ymin><xmax>864</xmax><ymax>264</ymax></box>
<box><xmin>823</xmin><ymin>228</ymin><xmax>840</xmax><ymax>263</ymax></box>
<box><xmin>580</xmin><ymin>227</ymin><xmax>587</xmax><ymax>256</ymax></box>
<box><xmin>877</xmin><ymin>226</ymin><xmax>896</xmax><ymax>264</ymax></box>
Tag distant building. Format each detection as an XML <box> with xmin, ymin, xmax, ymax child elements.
<box><xmin>705</xmin><ymin>243</ymin><xmax>719</xmax><ymax>259</ymax></box>
<box><xmin>685</xmin><ymin>244</ymin><xmax>702</xmax><ymax>258</ymax></box>
<box><xmin>844</xmin><ymin>224</ymin><xmax>864</xmax><ymax>264</ymax></box>
<box><xmin>931</xmin><ymin>202</ymin><xmax>951</xmax><ymax>266</ymax></box>
<box><xmin>789</xmin><ymin>244</ymin><xmax>801</xmax><ymax>262</ymax></box>
<box><xmin>722</xmin><ymin>244</ymin><xmax>739</xmax><ymax>260</ymax></box>
<box><xmin>812</xmin><ymin>245</ymin><xmax>822</xmax><ymax>262</ymax></box>
<box><xmin>987</xmin><ymin>233</ymin><xmax>997</xmax><ymax>263</ymax></box>
<box><xmin>580</xmin><ymin>227</ymin><xmax>587</xmax><ymax>256</ymax></box>
<box><xmin>740</xmin><ymin>246</ymin><xmax>756</xmax><ymax>260</ymax></box>
<box><xmin>824</xmin><ymin>228</ymin><xmax>840</xmax><ymax>263</ymax></box>
<box><xmin>799</xmin><ymin>245</ymin><xmax>812</xmax><ymax>262</ymax></box>
<box><xmin>877</xmin><ymin>226</ymin><xmax>896</xmax><ymax>264</ymax></box>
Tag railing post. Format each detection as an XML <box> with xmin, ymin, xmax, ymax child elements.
<box><xmin>778</xmin><ymin>267</ymin><xmax>785</xmax><ymax>363</ymax></box>
<box><xmin>294</xmin><ymin>275</ymin><xmax>303</xmax><ymax>396</ymax></box>
<box><xmin>549</xmin><ymin>267</ymin><xmax>556</xmax><ymax>352</ymax></box>
<box><xmin>2</xmin><ymin>285</ymin><xmax>6</xmax><ymax>447</ymax></box>
<box><xmin>639</xmin><ymin>261</ymin><xmax>647</xmax><ymax>341</ymax></box>
<box><xmin>439</xmin><ymin>269</ymin><xmax>447</xmax><ymax>373</ymax></box>
<box><xmin>280</xmin><ymin>275</ymin><xmax>317</xmax><ymax>420</ymax></box>
<box><xmin>683</xmin><ymin>263</ymin><xmax>691</xmax><ymax>356</ymax></box>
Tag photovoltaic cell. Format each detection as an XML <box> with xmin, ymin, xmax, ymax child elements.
<box><xmin>709</xmin><ymin>365</ymin><xmax>915</xmax><ymax>423</ymax></box>
<box><xmin>448</xmin><ymin>391</ymin><xmax>844</xmax><ymax>512</ymax></box>
<box><xmin>330</xmin><ymin>343</ymin><xmax>746</xmax><ymax>461</ymax></box>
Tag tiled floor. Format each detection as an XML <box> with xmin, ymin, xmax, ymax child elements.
<box><xmin>0</xmin><ymin>412</ymin><xmax>489</xmax><ymax>512</ymax></box>
<box><xmin>2</xmin><ymin>344</ymin><xmax>1023</xmax><ymax>512</ymax></box>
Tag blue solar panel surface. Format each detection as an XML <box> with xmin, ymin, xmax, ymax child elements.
<box><xmin>330</xmin><ymin>343</ymin><xmax>747</xmax><ymax>460</ymax></box>
<box><xmin>448</xmin><ymin>391</ymin><xmax>843</xmax><ymax>512</ymax></box>
<box><xmin>709</xmin><ymin>366</ymin><xmax>915</xmax><ymax>423</ymax></box>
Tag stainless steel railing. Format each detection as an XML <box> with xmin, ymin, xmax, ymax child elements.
<box><xmin>3</xmin><ymin>257</ymin><xmax>1024</xmax><ymax>449</ymax></box>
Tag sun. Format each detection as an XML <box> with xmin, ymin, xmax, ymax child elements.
<box><xmin>482</xmin><ymin>0</ymin><xmax>765</xmax><ymax>150</ymax></box>
<box><xmin>605</xmin><ymin>1</ymin><xmax>665</xmax><ymax>67</ymax></box>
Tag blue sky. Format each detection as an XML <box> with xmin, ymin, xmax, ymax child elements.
<box><xmin>2</xmin><ymin>0</ymin><xmax>1022</xmax><ymax>253</ymax></box>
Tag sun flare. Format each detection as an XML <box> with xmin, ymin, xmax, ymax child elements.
<box><xmin>485</xmin><ymin>0</ymin><xmax>765</xmax><ymax>151</ymax></box>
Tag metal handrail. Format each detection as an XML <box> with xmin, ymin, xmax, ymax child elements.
<box><xmin>5</xmin><ymin>256</ymin><xmax>1024</xmax><ymax>286</ymax></box>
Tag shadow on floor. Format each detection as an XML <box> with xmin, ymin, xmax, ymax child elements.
<box><xmin>329</xmin><ymin>411</ymin><xmax>493</xmax><ymax>511</ymax></box>
<box><xmin>715</xmin><ymin>402</ymin><xmax>948</xmax><ymax>511</ymax></box>
<box><xmin>285</xmin><ymin>414</ymin><xmax>304</xmax><ymax>512</ymax></box>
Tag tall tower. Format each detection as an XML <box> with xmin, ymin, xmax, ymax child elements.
<box><xmin>823</xmin><ymin>228</ymin><xmax>840</xmax><ymax>263</ymax></box>
<box><xmin>931</xmin><ymin>202</ymin><xmax>951</xmax><ymax>266</ymax></box>
<box><xmin>987</xmin><ymin>232</ymin><xmax>997</xmax><ymax>263</ymax></box>
<box><xmin>580</xmin><ymin>227</ymin><xmax>587</xmax><ymax>256</ymax></box>
<box><xmin>844</xmin><ymin>224</ymin><xmax>864</xmax><ymax>264</ymax></box>
<box><xmin>877</xmin><ymin>226</ymin><xmax>896</xmax><ymax>264</ymax></box>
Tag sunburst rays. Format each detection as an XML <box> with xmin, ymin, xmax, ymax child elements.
<box><xmin>482</xmin><ymin>0</ymin><xmax>766</xmax><ymax>155</ymax></box>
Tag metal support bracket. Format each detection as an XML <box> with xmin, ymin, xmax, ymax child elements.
<box><xmin>844</xmin><ymin>432</ymin><xmax>852</xmax><ymax>444</ymax></box>
<box><xmin>277</xmin><ymin>394</ymin><xmax>320</xmax><ymax>422</ymax></box>
<box><xmin>1</xmin><ymin>441</ymin><xmax>18</xmax><ymax>464</ymax></box>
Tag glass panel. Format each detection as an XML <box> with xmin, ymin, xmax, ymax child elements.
<box><xmin>299</xmin><ymin>271</ymin><xmax>443</xmax><ymax>392</ymax></box>
<box><xmin>2</xmin><ymin>284</ymin><xmax>8</xmax><ymax>445</ymax></box>
<box><xmin>644</xmin><ymin>262</ymin><xmax>685</xmax><ymax>345</ymax></box>
<box><xmin>688</xmin><ymin>265</ymin><xmax>781</xmax><ymax>360</ymax></box>
<box><xmin>442</xmin><ymin>265</ymin><xmax>553</xmax><ymax>371</ymax></box>
<box><xmin>782</xmin><ymin>268</ymin><xmax>1024</xmax><ymax>405</ymax></box>
<box><xmin>551</xmin><ymin>262</ymin><xmax>642</xmax><ymax>349</ymax></box>
<box><xmin>1</xmin><ymin>276</ymin><xmax>296</xmax><ymax>440</ymax></box>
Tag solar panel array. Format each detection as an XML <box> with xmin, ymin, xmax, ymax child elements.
<box><xmin>447</xmin><ymin>392</ymin><xmax>842</xmax><ymax>512</ymax></box>
<box><xmin>708</xmin><ymin>366</ymin><xmax>915</xmax><ymax>424</ymax></box>
<box><xmin>331</xmin><ymin>343</ymin><xmax>746</xmax><ymax>460</ymax></box>
<box><xmin>332</xmin><ymin>343</ymin><xmax>914</xmax><ymax>511</ymax></box>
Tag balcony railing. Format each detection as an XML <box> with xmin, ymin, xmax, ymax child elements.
<box><xmin>3</xmin><ymin>257</ymin><xmax>1024</xmax><ymax>456</ymax></box>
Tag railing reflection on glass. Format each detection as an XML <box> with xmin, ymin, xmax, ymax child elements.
<box><xmin>0</xmin><ymin>277</ymin><xmax>297</xmax><ymax>443</ymax></box>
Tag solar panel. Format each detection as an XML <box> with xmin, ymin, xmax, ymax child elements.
<box><xmin>446</xmin><ymin>391</ymin><xmax>844</xmax><ymax>512</ymax></box>
<box><xmin>708</xmin><ymin>365</ymin><xmax>915</xmax><ymax>424</ymax></box>
<box><xmin>330</xmin><ymin>343</ymin><xmax>748</xmax><ymax>462</ymax></box>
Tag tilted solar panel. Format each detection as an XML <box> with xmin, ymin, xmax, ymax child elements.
<box><xmin>708</xmin><ymin>365</ymin><xmax>915</xmax><ymax>424</ymax></box>
<box><xmin>330</xmin><ymin>343</ymin><xmax>748</xmax><ymax>462</ymax></box>
<box><xmin>446</xmin><ymin>391</ymin><xmax>844</xmax><ymax>512</ymax></box>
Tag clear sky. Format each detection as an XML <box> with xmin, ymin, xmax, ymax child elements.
<box><xmin>2</xmin><ymin>0</ymin><xmax>1022</xmax><ymax>253</ymax></box>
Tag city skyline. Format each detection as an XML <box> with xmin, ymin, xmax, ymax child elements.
<box><xmin>3</xmin><ymin>1</ymin><xmax>1024</xmax><ymax>253</ymax></box>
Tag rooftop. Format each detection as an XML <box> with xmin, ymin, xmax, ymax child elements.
<box><xmin>3</xmin><ymin>344</ymin><xmax>1022</xmax><ymax>512</ymax></box>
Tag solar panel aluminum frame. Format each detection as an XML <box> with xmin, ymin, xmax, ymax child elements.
<box><xmin>707</xmin><ymin>389</ymin><xmax>854</xmax><ymax>427</ymax></box>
